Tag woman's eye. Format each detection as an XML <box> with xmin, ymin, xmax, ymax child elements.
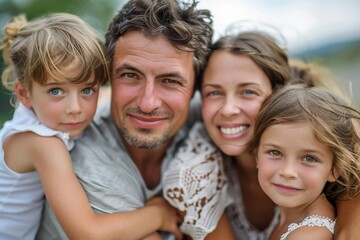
<box><xmin>207</xmin><ymin>91</ymin><xmax>221</xmax><ymax>97</ymax></box>
<box><xmin>49</xmin><ymin>88</ymin><xmax>63</xmax><ymax>96</ymax></box>
<box><xmin>241</xmin><ymin>89</ymin><xmax>257</xmax><ymax>96</ymax></box>
<box><xmin>81</xmin><ymin>88</ymin><xmax>94</xmax><ymax>95</ymax></box>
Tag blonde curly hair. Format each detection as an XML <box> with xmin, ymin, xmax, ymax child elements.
<box><xmin>1</xmin><ymin>13</ymin><xmax>110</xmax><ymax>106</ymax></box>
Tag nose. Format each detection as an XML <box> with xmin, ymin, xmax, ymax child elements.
<box><xmin>220</xmin><ymin>95</ymin><xmax>241</xmax><ymax>117</ymax></box>
<box><xmin>66</xmin><ymin>93</ymin><xmax>82</xmax><ymax>115</ymax></box>
<box><xmin>279</xmin><ymin>159</ymin><xmax>298</xmax><ymax>179</ymax></box>
<box><xmin>137</xmin><ymin>80</ymin><xmax>161</xmax><ymax>113</ymax></box>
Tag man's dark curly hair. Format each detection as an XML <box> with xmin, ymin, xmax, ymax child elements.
<box><xmin>105</xmin><ymin>0</ymin><xmax>213</xmax><ymax>81</ymax></box>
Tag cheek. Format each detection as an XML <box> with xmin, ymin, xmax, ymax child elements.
<box><xmin>257</xmin><ymin>156</ymin><xmax>276</xmax><ymax>177</ymax></box>
<box><xmin>201</xmin><ymin>100</ymin><xmax>219</xmax><ymax>122</ymax></box>
<box><xmin>84</xmin><ymin>100</ymin><xmax>98</xmax><ymax>118</ymax></box>
<box><xmin>246</xmin><ymin>101</ymin><xmax>264</xmax><ymax>121</ymax></box>
<box><xmin>111</xmin><ymin>84</ymin><xmax>137</xmax><ymax>107</ymax></box>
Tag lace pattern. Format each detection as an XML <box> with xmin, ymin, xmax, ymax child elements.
<box><xmin>280</xmin><ymin>215</ymin><xmax>335</xmax><ymax>240</ymax></box>
<box><xmin>163</xmin><ymin>122</ymin><xmax>231</xmax><ymax>240</ymax></box>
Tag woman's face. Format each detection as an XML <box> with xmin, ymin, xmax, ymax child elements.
<box><xmin>201</xmin><ymin>50</ymin><xmax>272</xmax><ymax>156</ymax></box>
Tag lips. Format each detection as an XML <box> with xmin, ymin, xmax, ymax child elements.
<box><xmin>129</xmin><ymin>114</ymin><xmax>167</xmax><ymax>129</ymax></box>
<box><xmin>273</xmin><ymin>183</ymin><xmax>301</xmax><ymax>194</ymax></box>
<box><xmin>62</xmin><ymin>122</ymin><xmax>84</xmax><ymax>129</ymax></box>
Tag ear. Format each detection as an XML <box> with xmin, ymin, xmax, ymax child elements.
<box><xmin>14</xmin><ymin>81</ymin><xmax>32</xmax><ymax>108</ymax></box>
<box><xmin>327</xmin><ymin>167</ymin><xmax>340</xmax><ymax>183</ymax></box>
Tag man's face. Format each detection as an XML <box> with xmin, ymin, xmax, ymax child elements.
<box><xmin>110</xmin><ymin>31</ymin><xmax>195</xmax><ymax>149</ymax></box>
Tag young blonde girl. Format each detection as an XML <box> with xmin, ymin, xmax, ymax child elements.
<box><xmin>0</xmin><ymin>13</ymin><xmax>181</xmax><ymax>240</ymax></box>
<box><xmin>251</xmin><ymin>84</ymin><xmax>360</xmax><ymax>240</ymax></box>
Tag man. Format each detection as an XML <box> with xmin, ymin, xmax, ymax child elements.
<box><xmin>37</xmin><ymin>0</ymin><xmax>212</xmax><ymax>238</ymax></box>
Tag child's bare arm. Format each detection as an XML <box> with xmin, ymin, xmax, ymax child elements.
<box><xmin>30</xmin><ymin>135</ymin><xmax>179</xmax><ymax>240</ymax></box>
<box><xmin>205</xmin><ymin>213</ymin><xmax>236</xmax><ymax>240</ymax></box>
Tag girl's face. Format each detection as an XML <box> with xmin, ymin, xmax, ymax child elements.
<box><xmin>201</xmin><ymin>51</ymin><xmax>272</xmax><ymax>156</ymax></box>
<box><xmin>256</xmin><ymin>122</ymin><xmax>337</xmax><ymax>209</ymax></box>
<box><xmin>21</xmin><ymin>65</ymin><xmax>99</xmax><ymax>138</ymax></box>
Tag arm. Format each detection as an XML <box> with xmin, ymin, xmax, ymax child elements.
<box><xmin>334</xmin><ymin>195</ymin><xmax>360</xmax><ymax>240</ymax></box>
<box><xmin>32</xmin><ymin>136</ymin><xmax>181</xmax><ymax>240</ymax></box>
<box><xmin>205</xmin><ymin>213</ymin><xmax>236</xmax><ymax>240</ymax></box>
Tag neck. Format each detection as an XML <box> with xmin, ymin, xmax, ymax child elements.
<box><xmin>123</xmin><ymin>138</ymin><xmax>171</xmax><ymax>189</ymax></box>
<box><xmin>279</xmin><ymin>193</ymin><xmax>335</xmax><ymax>225</ymax></box>
<box><xmin>234</xmin><ymin>151</ymin><xmax>258</xmax><ymax>178</ymax></box>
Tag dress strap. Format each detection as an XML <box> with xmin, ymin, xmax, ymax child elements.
<box><xmin>280</xmin><ymin>215</ymin><xmax>335</xmax><ymax>240</ymax></box>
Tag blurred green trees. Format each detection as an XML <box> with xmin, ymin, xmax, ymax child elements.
<box><xmin>0</xmin><ymin>0</ymin><xmax>125</xmax><ymax>126</ymax></box>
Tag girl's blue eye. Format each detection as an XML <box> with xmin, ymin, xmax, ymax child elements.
<box><xmin>81</xmin><ymin>88</ymin><xmax>94</xmax><ymax>95</ymax></box>
<box><xmin>303</xmin><ymin>155</ymin><xmax>318</xmax><ymax>163</ymax></box>
<box><xmin>49</xmin><ymin>88</ymin><xmax>63</xmax><ymax>96</ymax></box>
<box><xmin>268</xmin><ymin>150</ymin><xmax>282</xmax><ymax>157</ymax></box>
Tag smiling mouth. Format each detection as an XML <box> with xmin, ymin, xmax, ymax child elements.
<box><xmin>220</xmin><ymin>125</ymin><xmax>249</xmax><ymax>135</ymax></box>
<box><xmin>274</xmin><ymin>183</ymin><xmax>301</xmax><ymax>192</ymax></box>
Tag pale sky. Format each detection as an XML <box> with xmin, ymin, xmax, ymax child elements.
<box><xmin>197</xmin><ymin>0</ymin><xmax>360</xmax><ymax>54</ymax></box>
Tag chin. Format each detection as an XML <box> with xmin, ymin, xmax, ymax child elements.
<box><xmin>218</xmin><ymin>143</ymin><xmax>247</xmax><ymax>156</ymax></box>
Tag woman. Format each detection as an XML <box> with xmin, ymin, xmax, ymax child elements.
<box><xmin>201</xmin><ymin>31</ymin><xmax>290</xmax><ymax>239</ymax></box>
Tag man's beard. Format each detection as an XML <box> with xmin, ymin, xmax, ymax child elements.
<box><xmin>119</xmin><ymin>126</ymin><xmax>170</xmax><ymax>150</ymax></box>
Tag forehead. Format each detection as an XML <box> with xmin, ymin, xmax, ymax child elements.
<box><xmin>113</xmin><ymin>31</ymin><xmax>195</xmax><ymax>80</ymax></box>
<box><xmin>263</xmin><ymin>122</ymin><xmax>331</xmax><ymax>152</ymax></box>
<box><xmin>203</xmin><ymin>50</ymin><xmax>271</xmax><ymax>89</ymax></box>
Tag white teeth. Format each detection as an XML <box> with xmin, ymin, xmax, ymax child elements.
<box><xmin>220</xmin><ymin>126</ymin><xmax>248</xmax><ymax>135</ymax></box>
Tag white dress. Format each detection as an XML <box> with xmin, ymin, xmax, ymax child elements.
<box><xmin>280</xmin><ymin>215</ymin><xmax>335</xmax><ymax>240</ymax></box>
<box><xmin>163</xmin><ymin>122</ymin><xmax>232</xmax><ymax>240</ymax></box>
<box><xmin>0</xmin><ymin>103</ymin><xmax>73</xmax><ymax>240</ymax></box>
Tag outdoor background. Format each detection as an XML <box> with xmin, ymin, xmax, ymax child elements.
<box><xmin>1</xmin><ymin>0</ymin><xmax>359</xmax><ymax>127</ymax></box>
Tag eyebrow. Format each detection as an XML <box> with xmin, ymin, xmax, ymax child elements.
<box><xmin>202</xmin><ymin>82</ymin><xmax>260</xmax><ymax>89</ymax></box>
<box><xmin>114</xmin><ymin>63</ymin><xmax>141</xmax><ymax>76</ymax></box>
<box><xmin>114</xmin><ymin>63</ymin><xmax>188</xmax><ymax>84</ymax></box>
<box><xmin>261</xmin><ymin>142</ymin><xmax>327</xmax><ymax>157</ymax></box>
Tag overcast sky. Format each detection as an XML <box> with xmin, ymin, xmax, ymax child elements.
<box><xmin>197</xmin><ymin>0</ymin><xmax>360</xmax><ymax>54</ymax></box>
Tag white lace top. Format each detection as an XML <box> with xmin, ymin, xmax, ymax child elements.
<box><xmin>280</xmin><ymin>215</ymin><xmax>335</xmax><ymax>240</ymax></box>
<box><xmin>163</xmin><ymin>122</ymin><xmax>232</xmax><ymax>240</ymax></box>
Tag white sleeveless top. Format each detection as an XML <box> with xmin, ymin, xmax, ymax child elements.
<box><xmin>163</xmin><ymin>122</ymin><xmax>232</xmax><ymax>240</ymax></box>
<box><xmin>280</xmin><ymin>215</ymin><xmax>335</xmax><ymax>240</ymax></box>
<box><xmin>0</xmin><ymin>103</ymin><xmax>74</xmax><ymax>240</ymax></box>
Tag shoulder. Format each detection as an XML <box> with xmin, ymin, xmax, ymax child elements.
<box><xmin>286</xmin><ymin>225</ymin><xmax>333</xmax><ymax>240</ymax></box>
<box><xmin>284</xmin><ymin>215</ymin><xmax>335</xmax><ymax>240</ymax></box>
<box><xmin>3</xmin><ymin>132</ymin><xmax>65</xmax><ymax>172</ymax></box>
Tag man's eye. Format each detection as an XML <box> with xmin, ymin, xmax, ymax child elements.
<box><xmin>123</xmin><ymin>73</ymin><xmax>137</xmax><ymax>79</ymax></box>
<box><xmin>49</xmin><ymin>88</ymin><xmax>63</xmax><ymax>96</ymax></box>
<box><xmin>163</xmin><ymin>79</ymin><xmax>181</xmax><ymax>85</ymax></box>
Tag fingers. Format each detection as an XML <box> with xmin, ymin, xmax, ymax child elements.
<box><xmin>172</xmin><ymin>225</ymin><xmax>183</xmax><ymax>240</ymax></box>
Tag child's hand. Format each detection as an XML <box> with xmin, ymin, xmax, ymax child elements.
<box><xmin>146</xmin><ymin>197</ymin><xmax>183</xmax><ymax>240</ymax></box>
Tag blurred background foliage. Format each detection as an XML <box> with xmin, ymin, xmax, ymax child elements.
<box><xmin>0</xmin><ymin>0</ymin><xmax>359</xmax><ymax>127</ymax></box>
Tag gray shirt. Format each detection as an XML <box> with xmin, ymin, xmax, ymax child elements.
<box><xmin>36</xmin><ymin>93</ymin><xmax>201</xmax><ymax>239</ymax></box>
